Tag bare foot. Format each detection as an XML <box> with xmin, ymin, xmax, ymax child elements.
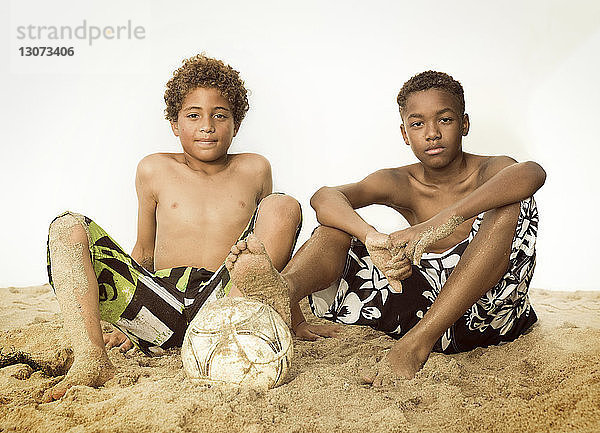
<box><xmin>42</xmin><ymin>347</ymin><xmax>115</xmax><ymax>402</ymax></box>
<box><xmin>362</xmin><ymin>338</ymin><xmax>431</xmax><ymax>386</ymax></box>
<box><xmin>225</xmin><ymin>234</ymin><xmax>291</xmax><ymax>326</ymax></box>
<box><xmin>365</xmin><ymin>231</ymin><xmax>404</xmax><ymax>292</ymax></box>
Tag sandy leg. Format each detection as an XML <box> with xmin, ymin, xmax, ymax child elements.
<box><xmin>44</xmin><ymin>213</ymin><xmax>116</xmax><ymax>401</ymax></box>
<box><xmin>364</xmin><ymin>205</ymin><xmax>520</xmax><ymax>385</ymax></box>
<box><xmin>225</xmin><ymin>234</ymin><xmax>291</xmax><ymax>326</ymax></box>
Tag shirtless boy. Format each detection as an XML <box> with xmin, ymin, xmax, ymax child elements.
<box><xmin>225</xmin><ymin>71</ymin><xmax>546</xmax><ymax>385</ymax></box>
<box><xmin>45</xmin><ymin>54</ymin><xmax>301</xmax><ymax>401</ymax></box>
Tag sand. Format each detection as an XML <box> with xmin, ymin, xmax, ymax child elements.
<box><xmin>1</xmin><ymin>284</ymin><xmax>599</xmax><ymax>433</ymax></box>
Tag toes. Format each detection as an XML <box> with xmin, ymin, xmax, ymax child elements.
<box><xmin>225</xmin><ymin>254</ymin><xmax>237</xmax><ymax>270</ymax></box>
<box><xmin>373</xmin><ymin>374</ymin><xmax>384</xmax><ymax>387</ymax></box>
<box><xmin>235</xmin><ymin>240</ymin><xmax>247</xmax><ymax>252</ymax></box>
<box><xmin>245</xmin><ymin>234</ymin><xmax>267</xmax><ymax>255</ymax></box>
<box><xmin>359</xmin><ymin>367</ymin><xmax>377</xmax><ymax>385</ymax></box>
<box><xmin>230</xmin><ymin>245</ymin><xmax>240</xmax><ymax>255</ymax></box>
<box><xmin>42</xmin><ymin>390</ymin><xmax>54</xmax><ymax>403</ymax></box>
<box><xmin>43</xmin><ymin>384</ymin><xmax>68</xmax><ymax>402</ymax></box>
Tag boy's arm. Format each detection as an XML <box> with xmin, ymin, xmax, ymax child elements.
<box><xmin>435</xmin><ymin>157</ymin><xmax>545</xmax><ymax>225</ymax></box>
<box><xmin>392</xmin><ymin>157</ymin><xmax>546</xmax><ymax>263</ymax></box>
<box><xmin>311</xmin><ymin>169</ymin><xmax>408</xmax><ymax>243</ymax></box>
<box><xmin>104</xmin><ymin>156</ymin><xmax>158</xmax><ymax>349</ymax></box>
<box><xmin>257</xmin><ymin>155</ymin><xmax>273</xmax><ymax>201</ymax></box>
<box><xmin>131</xmin><ymin>156</ymin><xmax>158</xmax><ymax>272</ymax></box>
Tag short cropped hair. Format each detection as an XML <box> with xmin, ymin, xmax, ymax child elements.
<box><xmin>397</xmin><ymin>71</ymin><xmax>465</xmax><ymax>116</ymax></box>
<box><xmin>164</xmin><ymin>54</ymin><xmax>249</xmax><ymax>130</ymax></box>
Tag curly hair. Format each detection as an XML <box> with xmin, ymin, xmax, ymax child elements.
<box><xmin>164</xmin><ymin>54</ymin><xmax>249</xmax><ymax>130</ymax></box>
<box><xmin>397</xmin><ymin>71</ymin><xmax>465</xmax><ymax>117</ymax></box>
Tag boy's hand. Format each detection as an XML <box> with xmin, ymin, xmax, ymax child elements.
<box><xmin>103</xmin><ymin>329</ymin><xmax>134</xmax><ymax>352</ymax></box>
<box><xmin>390</xmin><ymin>224</ymin><xmax>427</xmax><ymax>265</ymax></box>
<box><xmin>365</xmin><ymin>231</ymin><xmax>404</xmax><ymax>292</ymax></box>
<box><xmin>293</xmin><ymin>321</ymin><xmax>342</xmax><ymax>341</ymax></box>
<box><xmin>390</xmin><ymin>214</ymin><xmax>464</xmax><ymax>265</ymax></box>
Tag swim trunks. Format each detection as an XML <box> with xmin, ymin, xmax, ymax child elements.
<box><xmin>308</xmin><ymin>197</ymin><xmax>539</xmax><ymax>354</ymax></box>
<box><xmin>47</xmin><ymin>197</ymin><xmax>301</xmax><ymax>355</ymax></box>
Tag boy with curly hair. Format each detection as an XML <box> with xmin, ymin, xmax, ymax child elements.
<box><xmin>226</xmin><ymin>71</ymin><xmax>546</xmax><ymax>385</ymax></box>
<box><xmin>45</xmin><ymin>54</ymin><xmax>302</xmax><ymax>401</ymax></box>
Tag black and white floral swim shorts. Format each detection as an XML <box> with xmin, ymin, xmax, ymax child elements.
<box><xmin>308</xmin><ymin>197</ymin><xmax>539</xmax><ymax>354</ymax></box>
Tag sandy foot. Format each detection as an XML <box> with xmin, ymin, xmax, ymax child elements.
<box><xmin>362</xmin><ymin>337</ymin><xmax>431</xmax><ymax>386</ymax></box>
<box><xmin>225</xmin><ymin>234</ymin><xmax>291</xmax><ymax>326</ymax></box>
<box><xmin>42</xmin><ymin>347</ymin><xmax>115</xmax><ymax>402</ymax></box>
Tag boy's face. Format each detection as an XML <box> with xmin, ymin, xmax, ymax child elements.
<box><xmin>170</xmin><ymin>87</ymin><xmax>238</xmax><ymax>163</ymax></box>
<box><xmin>400</xmin><ymin>89</ymin><xmax>469</xmax><ymax>170</ymax></box>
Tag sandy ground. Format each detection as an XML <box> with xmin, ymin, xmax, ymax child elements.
<box><xmin>0</xmin><ymin>284</ymin><xmax>599</xmax><ymax>433</ymax></box>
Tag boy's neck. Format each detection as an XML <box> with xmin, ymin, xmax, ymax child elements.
<box><xmin>420</xmin><ymin>151</ymin><xmax>470</xmax><ymax>186</ymax></box>
<box><xmin>183</xmin><ymin>153</ymin><xmax>231</xmax><ymax>175</ymax></box>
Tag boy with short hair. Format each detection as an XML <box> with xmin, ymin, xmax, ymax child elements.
<box><xmin>45</xmin><ymin>54</ymin><xmax>302</xmax><ymax>401</ymax></box>
<box><xmin>227</xmin><ymin>71</ymin><xmax>545</xmax><ymax>385</ymax></box>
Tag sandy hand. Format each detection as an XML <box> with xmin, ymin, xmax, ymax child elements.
<box><xmin>42</xmin><ymin>346</ymin><xmax>115</xmax><ymax>402</ymax></box>
<box><xmin>365</xmin><ymin>231</ymin><xmax>404</xmax><ymax>292</ymax></box>
<box><xmin>225</xmin><ymin>234</ymin><xmax>291</xmax><ymax>327</ymax></box>
<box><xmin>394</xmin><ymin>215</ymin><xmax>465</xmax><ymax>265</ymax></box>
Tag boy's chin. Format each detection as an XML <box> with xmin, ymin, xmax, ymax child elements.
<box><xmin>184</xmin><ymin>150</ymin><xmax>229</xmax><ymax>163</ymax></box>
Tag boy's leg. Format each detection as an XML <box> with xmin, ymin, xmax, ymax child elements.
<box><xmin>45</xmin><ymin>214</ymin><xmax>115</xmax><ymax>402</ymax></box>
<box><xmin>225</xmin><ymin>193</ymin><xmax>301</xmax><ymax>311</ymax></box>
<box><xmin>252</xmin><ymin>193</ymin><xmax>303</xmax><ymax>271</ymax></box>
<box><xmin>282</xmin><ymin>226</ymin><xmax>351</xmax><ymax>337</ymax></box>
<box><xmin>370</xmin><ymin>202</ymin><xmax>521</xmax><ymax>385</ymax></box>
<box><xmin>226</xmin><ymin>201</ymin><xmax>351</xmax><ymax>337</ymax></box>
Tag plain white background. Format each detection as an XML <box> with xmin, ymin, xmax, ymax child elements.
<box><xmin>1</xmin><ymin>0</ymin><xmax>599</xmax><ymax>290</ymax></box>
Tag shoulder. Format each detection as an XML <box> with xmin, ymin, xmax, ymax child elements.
<box><xmin>231</xmin><ymin>153</ymin><xmax>271</xmax><ymax>175</ymax></box>
<box><xmin>137</xmin><ymin>153</ymin><xmax>177</xmax><ymax>175</ymax></box>
<box><xmin>477</xmin><ymin>155</ymin><xmax>518</xmax><ymax>183</ymax></box>
<box><xmin>135</xmin><ymin>153</ymin><xmax>179</xmax><ymax>190</ymax></box>
<box><xmin>341</xmin><ymin>165</ymin><xmax>414</xmax><ymax>205</ymax></box>
<box><xmin>363</xmin><ymin>165</ymin><xmax>412</xmax><ymax>184</ymax></box>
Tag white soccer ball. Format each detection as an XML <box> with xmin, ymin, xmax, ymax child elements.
<box><xmin>181</xmin><ymin>296</ymin><xmax>293</xmax><ymax>389</ymax></box>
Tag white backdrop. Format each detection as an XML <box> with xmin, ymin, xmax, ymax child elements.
<box><xmin>1</xmin><ymin>0</ymin><xmax>599</xmax><ymax>290</ymax></box>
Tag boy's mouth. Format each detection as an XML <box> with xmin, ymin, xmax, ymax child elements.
<box><xmin>425</xmin><ymin>146</ymin><xmax>444</xmax><ymax>155</ymax></box>
<box><xmin>196</xmin><ymin>139</ymin><xmax>218</xmax><ymax>145</ymax></box>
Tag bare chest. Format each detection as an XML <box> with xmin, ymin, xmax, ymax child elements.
<box><xmin>155</xmin><ymin>172</ymin><xmax>260</xmax><ymax>231</ymax></box>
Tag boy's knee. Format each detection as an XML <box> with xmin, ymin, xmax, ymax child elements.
<box><xmin>49</xmin><ymin>212</ymin><xmax>89</xmax><ymax>246</ymax></box>
<box><xmin>260</xmin><ymin>194</ymin><xmax>302</xmax><ymax>225</ymax></box>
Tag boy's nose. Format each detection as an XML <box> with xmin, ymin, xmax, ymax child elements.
<box><xmin>199</xmin><ymin>121</ymin><xmax>215</xmax><ymax>133</ymax></box>
<box><xmin>425</xmin><ymin>123</ymin><xmax>441</xmax><ymax>141</ymax></box>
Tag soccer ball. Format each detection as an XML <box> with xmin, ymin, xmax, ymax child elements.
<box><xmin>181</xmin><ymin>296</ymin><xmax>293</xmax><ymax>389</ymax></box>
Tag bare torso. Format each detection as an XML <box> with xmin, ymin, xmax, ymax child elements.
<box><xmin>388</xmin><ymin>153</ymin><xmax>493</xmax><ymax>253</ymax></box>
<box><xmin>135</xmin><ymin>152</ymin><xmax>270</xmax><ymax>272</ymax></box>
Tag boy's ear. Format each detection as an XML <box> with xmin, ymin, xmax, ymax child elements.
<box><xmin>461</xmin><ymin>113</ymin><xmax>470</xmax><ymax>136</ymax></box>
<box><xmin>170</xmin><ymin>121</ymin><xmax>180</xmax><ymax>137</ymax></box>
<box><xmin>400</xmin><ymin>124</ymin><xmax>410</xmax><ymax>145</ymax></box>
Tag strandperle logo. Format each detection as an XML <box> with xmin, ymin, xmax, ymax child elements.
<box><xmin>16</xmin><ymin>20</ymin><xmax>146</xmax><ymax>46</ymax></box>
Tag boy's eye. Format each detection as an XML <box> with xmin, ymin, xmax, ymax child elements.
<box><xmin>440</xmin><ymin>117</ymin><xmax>453</xmax><ymax>124</ymax></box>
<box><xmin>213</xmin><ymin>113</ymin><xmax>228</xmax><ymax>119</ymax></box>
<box><xmin>187</xmin><ymin>113</ymin><xmax>199</xmax><ymax>119</ymax></box>
<box><xmin>410</xmin><ymin>121</ymin><xmax>423</xmax><ymax>128</ymax></box>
